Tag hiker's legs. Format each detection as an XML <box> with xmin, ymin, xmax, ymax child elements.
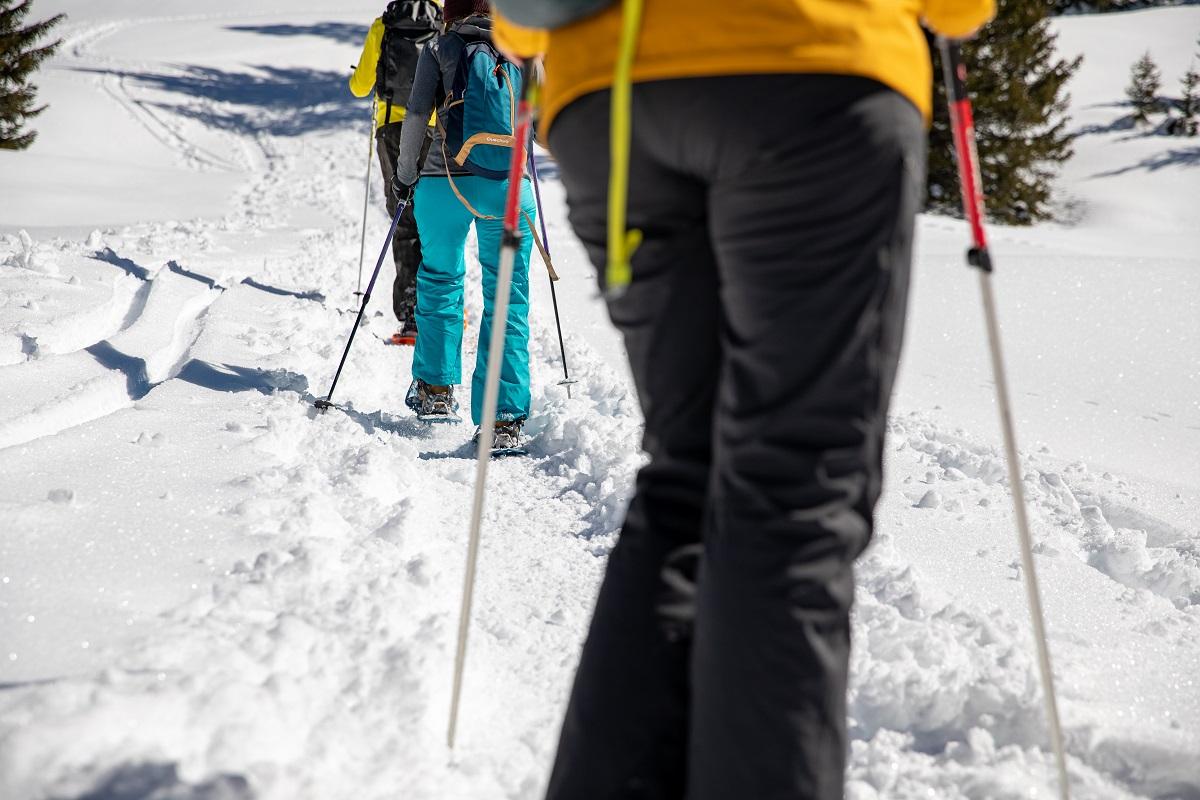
<box><xmin>687</xmin><ymin>75</ymin><xmax>923</xmax><ymax>799</ymax></box>
<box><xmin>548</xmin><ymin>75</ymin><xmax>925</xmax><ymax>799</ymax></box>
<box><xmin>460</xmin><ymin>176</ymin><xmax>535</xmax><ymax>426</ymax></box>
<box><xmin>377</xmin><ymin>122</ymin><xmax>423</xmax><ymax>321</ymax></box>
<box><xmin>411</xmin><ymin>178</ymin><xmax>473</xmax><ymax>386</ymax></box>
<box><xmin>545</xmin><ymin>92</ymin><xmax>720</xmax><ymax>800</ymax></box>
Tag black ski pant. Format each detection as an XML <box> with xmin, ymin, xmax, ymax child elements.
<box><xmin>376</xmin><ymin>121</ymin><xmax>427</xmax><ymax>322</ymax></box>
<box><xmin>545</xmin><ymin>74</ymin><xmax>925</xmax><ymax>800</ymax></box>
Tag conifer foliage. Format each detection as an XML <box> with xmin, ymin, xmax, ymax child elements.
<box><xmin>927</xmin><ymin>0</ymin><xmax>1081</xmax><ymax>225</ymax></box>
<box><xmin>1126</xmin><ymin>51</ymin><xmax>1163</xmax><ymax>125</ymax></box>
<box><xmin>0</xmin><ymin>0</ymin><xmax>65</xmax><ymax>150</ymax></box>
<box><xmin>1174</xmin><ymin>63</ymin><xmax>1199</xmax><ymax>136</ymax></box>
<box><xmin>1053</xmin><ymin>0</ymin><xmax>1180</xmax><ymax>11</ymax></box>
<box><xmin>1173</xmin><ymin>36</ymin><xmax>1200</xmax><ymax>138</ymax></box>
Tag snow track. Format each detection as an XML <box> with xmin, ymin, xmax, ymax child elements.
<box><xmin>17</xmin><ymin>272</ymin><xmax>145</xmax><ymax>360</ymax></box>
<box><xmin>0</xmin><ymin>259</ymin><xmax>222</xmax><ymax>451</ymax></box>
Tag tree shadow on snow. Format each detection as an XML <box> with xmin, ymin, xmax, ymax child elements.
<box><xmin>225</xmin><ymin>21</ymin><xmax>367</xmax><ymax>46</ymax></box>
<box><xmin>59</xmin><ymin>761</ymin><xmax>252</xmax><ymax>800</ymax></box>
<box><xmin>1090</xmin><ymin>146</ymin><xmax>1200</xmax><ymax>178</ymax></box>
<box><xmin>1074</xmin><ymin>113</ymin><xmax>1138</xmax><ymax>137</ymax></box>
<box><xmin>69</xmin><ymin>64</ymin><xmax>360</xmax><ymax>137</ymax></box>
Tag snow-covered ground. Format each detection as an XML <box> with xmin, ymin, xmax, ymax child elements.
<box><xmin>1</xmin><ymin>3</ymin><xmax>1198</xmax><ymax>798</ymax></box>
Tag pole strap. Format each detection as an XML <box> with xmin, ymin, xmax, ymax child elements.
<box><xmin>522</xmin><ymin>210</ymin><xmax>557</xmax><ymax>281</ymax></box>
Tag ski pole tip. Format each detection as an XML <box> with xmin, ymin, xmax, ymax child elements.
<box><xmin>314</xmin><ymin>398</ymin><xmax>334</xmax><ymax>412</ymax></box>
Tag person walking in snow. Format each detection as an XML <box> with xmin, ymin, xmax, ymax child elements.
<box><xmin>491</xmin><ymin>1</ymin><xmax>995</xmax><ymax>797</ymax></box>
<box><xmin>348</xmin><ymin>0</ymin><xmax>441</xmax><ymax>344</ymax></box>
<box><xmin>392</xmin><ymin>0</ymin><xmax>536</xmax><ymax>453</ymax></box>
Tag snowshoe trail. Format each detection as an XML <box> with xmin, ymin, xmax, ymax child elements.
<box><xmin>0</xmin><ymin>259</ymin><xmax>223</xmax><ymax>451</ymax></box>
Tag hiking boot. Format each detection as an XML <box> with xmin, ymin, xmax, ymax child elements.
<box><xmin>475</xmin><ymin>418</ymin><xmax>526</xmax><ymax>455</ymax></box>
<box><xmin>390</xmin><ymin>314</ymin><xmax>418</xmax><ymax>346</ymax></box>
<box><xmin>391</xmin><ymin>294</ymin><xmax>418</xmax><ymax>345</ymax></box>
<box><xmin>406</xmin><ymin>379</ymin><xmax>459</xmax><ymax>421</ymax></box>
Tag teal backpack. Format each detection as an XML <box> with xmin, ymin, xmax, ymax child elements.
<box><xmin>440</xmin><ymin>31</ymin><xmax>523</xmax><ymax>180</ymax></box>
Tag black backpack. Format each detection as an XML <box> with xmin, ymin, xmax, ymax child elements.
<box><xmin>376</xmin><ymin>0</ymin><xmax>442</xmax><ymax>114</ymax></box>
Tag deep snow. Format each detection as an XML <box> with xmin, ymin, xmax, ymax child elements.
<box><xmin>1</xmin><ymin>4</ymin><xmax>1198</xmax><ymax>799</ymax></box>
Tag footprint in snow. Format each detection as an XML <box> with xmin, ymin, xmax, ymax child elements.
<box><xmin>133</xmin><ymin>431</ymin><xmax>166</xmax><ymax>447</ymax></box>
<box><xmin>47</xmin><ymin>488</ymin><xmax>75</xmax><ymax>505</ymax></box>
<box><xmin>916</xmin><ymin>490</ymin><xmax>942</xmax><ymax>509</ymax></box>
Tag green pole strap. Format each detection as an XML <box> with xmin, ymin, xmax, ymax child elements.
<box><xmin>605</xmin><ymin>0</ymin><xmax>644</xmax><ymax>296</ymax></box>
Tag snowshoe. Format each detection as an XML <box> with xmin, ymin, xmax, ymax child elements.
<box><xmin>406</xmin><ymin>379</ymin><xmax>461</xmax><ymax>423</ymax></box>
<box><xmin>474</xmin><ymin>418</ymin><xmax>528</xmax><ymax>457</ymax></box>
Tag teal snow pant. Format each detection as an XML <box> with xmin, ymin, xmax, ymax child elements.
<box><xmin>411</xmin><ymin>175</ymin><xmax>535</xmax><ymax>425</ymax></box>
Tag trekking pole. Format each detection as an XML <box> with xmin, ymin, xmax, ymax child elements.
<box><xmin>528</xmin><ymin>147</ymin><xmax>576</xmax><ymax>399</ymax></box>
<box><xmin>315</xmin><ymin>198</ymin><xmax>409</xmax><ymax>412</ymax></box>
<box><xmin>447</xmin><ymin>64</ymin><xmax>538</xmax><ymax>750</ymax></box>
<box><xmin>355</xmin><ymin>103</ymin><xmax>376</xmax><ymax>297</ymax></box>
<box><xmin>940</xmin><ymin>39</ymin><xmax>1070</xmax><ymax>800</ymax></box>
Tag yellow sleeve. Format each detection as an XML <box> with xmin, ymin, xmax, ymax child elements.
<box><xmin>923</xmin><ymin>0</ymin><xmax>995</xmax><ymax>39</ymax></box>
<box><xmin>349</xmin><ymin>18</ymin><xmax>384</xmax><ymax>98</ymax></box>
<box><xmin>493</xmin><ymin>11</ymin><xmax>550</xmax><ymax>59</ymax></box>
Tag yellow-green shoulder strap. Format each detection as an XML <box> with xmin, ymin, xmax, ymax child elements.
<box><xmin>605</xmin><ymin>0</ymin><xmax>644</xmax><ymax>296</ymax></box>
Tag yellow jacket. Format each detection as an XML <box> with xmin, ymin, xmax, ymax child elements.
<box><xmin>495</xmin><ymin>0</ymin><xmax>994</xmax><ymax>134</ymax></box>
<box><xmin>350</xmin><ymin>18</ymin><xmax>437</xmax><ymax>129</ymax></box>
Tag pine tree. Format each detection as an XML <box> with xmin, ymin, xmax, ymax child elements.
<box><xmin>1186</xmin><ymin>34</ymin><xmax>1200</xmax><ymax>136</ymax></box>
<box><xmin>1053</xmin><ymin>0</ymin><xmax>1196</xmax><ymax>12</ymax></box>
<box><xmin>0</xmin><ymin>0</ymin><xmax>65</xmax><ymax>151</ymax></box>
<box><xmin>1125</xmin><ymin>51</ymin><xmax>1162</xmax><ymax>126</ymax></box>
<box><xmin>927</xmin><ymin>0</ymin><xmax>1081</xmax><ymax>225</ymax></box>
<box><xmin>1177</xmin><ymin>63</ymin><xmax>1199</xmax><ymax>137</ymax></box>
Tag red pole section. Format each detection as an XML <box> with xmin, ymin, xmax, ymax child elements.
<box><xmin>944</xmin><ymin>50</ymin><xmax>989</xmax><ymax>253</ymax></box>
<box><xmin>503</xmin><ymin>97</ymin><xmax>533</xmax><ymax>233</ymax></box>
<box><xmin>950</xmin><ymin>96</ymin><xmax>989</xmax><ymax>251</ymax></box>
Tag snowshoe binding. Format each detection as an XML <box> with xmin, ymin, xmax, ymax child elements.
<box><xmin>475</xmin><ymin>418</ymin><xmax>528</xmax><ymax>457</ymax></box>
<box><xmin>406</xmin><ymin>379</ymin><xmax>461</xmax><ymax>423</ymax></box>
